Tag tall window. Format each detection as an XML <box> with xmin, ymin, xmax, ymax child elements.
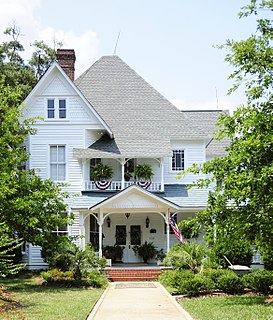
<box><xmin>90</xmin><ymin>215</ymin><xmax>99</xmax><ymax>250</ymax></box>
<box><xmin>50</xmin><ymin>145</ymin><xmax>66</xmax><ymax>181</ymax></box>
<box><xmin>47</xmin><ymin>99</ymin><xmax>66</xmax><ymax>119</ymax></box>
<box><xmin>172</xmin><ymin>150</ymin><xmax>185</xmax><ymax>171</ymax></box>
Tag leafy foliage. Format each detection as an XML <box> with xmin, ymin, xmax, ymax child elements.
<box><xmin>182</xmin><ymin>0</ymin><xmax>273</xmax><ymax>268</ymax></box>
<box><xmin>164</xmin><ymin>242</ymin><xmax>213</xmax><ymax>273</ymax></box>
<box><xmin>42</xmin><ymin>238</ymin><xmax>107</xmax><ymax>280</ymax></box>
<box><xmin>216</xmin><ymin>273</ymin><xmax>245</xmax><ymax>294</ymax></box>
<box><xmin>243</xmin><ymin>270</ymin><xmax>273</xmax><ymax>293</ymax></box>
<box><xmin>134</xmin><ymin>163</ymin><xmax>154</xmax><ymax>181</ymax></box>
<box><xmin>0</xmin><ymin>226</ymin><xmax>25</xmax><ymax>278</ymax></box>
<box><xmin>132</xmin><ymin>241</ymin><xmax>158</xmax><ymax>263</ymax></box>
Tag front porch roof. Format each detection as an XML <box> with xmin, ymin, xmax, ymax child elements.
<box><xmin>67</xmin><ymin>184</ymin><xmax>208</xmax><ymax>211</ymax></box>
<box><xmin>89</xmin><ymin>185</ymin><xmax>180</xmax><ymax>213</ymax></box>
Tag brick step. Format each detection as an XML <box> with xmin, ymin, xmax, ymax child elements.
<box><xmin>107</xmin><ymin>269</ymin><xmax>161</xmax><ymax>282</ymax></box>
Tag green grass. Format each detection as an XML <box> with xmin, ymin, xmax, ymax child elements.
<box><xmin>0</xmin><ymin>278</ymin><xmax>104</xmax><ymax>320</ymax></box>
<box><xmin>180</xmin><ymin>295</ymin><xmax>273</xmax><ymax>320</ymax></box>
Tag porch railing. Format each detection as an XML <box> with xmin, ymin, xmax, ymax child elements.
<box><xmin>84</xmin><ymin>180</ymin><xmax>162</xmax><ymax>192</ymax></box>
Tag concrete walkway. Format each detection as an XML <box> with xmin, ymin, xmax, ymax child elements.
<box><xmin>88</xmin><ymin>282</ymin><xmax>194</xmax><ymax>320</ymax></box>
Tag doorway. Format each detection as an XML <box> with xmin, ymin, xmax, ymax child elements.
<box><xmin>116</xmin><ymin>224</ymin><xmax>141</xmax><ymax>262</ymax></box>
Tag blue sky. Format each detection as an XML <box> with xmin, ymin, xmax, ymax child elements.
<box><xmin>0</xmin><ymin>0</ymin><xmax>257</xmax><ymax>111</ymax></box>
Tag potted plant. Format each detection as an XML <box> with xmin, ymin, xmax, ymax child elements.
<box><xmin>92</xmin><ymin>162</ymin><xmax>113</xmax><ymax>181</ymax></box>
<box><xmin>103</xmin><ymin>245</ymin><xmax>124</xmax><ymax>263</ymax></box>
<box><xmin>156</xmin><ymin>248</ymin><xmax>166</xmax><ymax>266</ymax></box>
<box><xmin>133</xmin><ymin>241</ymin><xmax>158</xmax><ymax>263</ymax></box>
<box><xmin>134</xmin><ymin>164</ymin><xmax>153</xmax><ymax>181</ymax></box>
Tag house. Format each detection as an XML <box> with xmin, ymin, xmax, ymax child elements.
<box><xmin>22</xmin><ymin>49</ymin><xmax>228</xmax><ymax>269</ymax></box>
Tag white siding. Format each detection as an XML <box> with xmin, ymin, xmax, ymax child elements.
<box><xmin>164</xmin><ymin>140</ymin><xmax>206</xmax><ymax>184</ymax></box>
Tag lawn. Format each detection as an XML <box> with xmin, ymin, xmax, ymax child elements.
<box><xmin>179</xmin><ymin>295</ymin><xmax>273</xmax><ymax>320</ymax></box>
<box><xmin>0</xmin><ymin>278</ymin><xmax>104</xmax><ymax>320</ymax></box>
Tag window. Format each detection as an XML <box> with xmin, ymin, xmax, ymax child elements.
<box><xmin>90</xmin><ymin>215</ymin><xmax>99</xmax><ymax>250</ymax></box>
<box><xmin>172</xmin><ymin>150</ymin><xmax>185</xmax><ymax>171</ymax></box>
<box><xmin>54</xmin><ymin>212</ymin><xmax>68</xmax><ymax>236</ymax></box>
<box><xmin>47</xmin><ymin>99</ymin><xmax>55</xmax><ymax>118</ymax></box>
<box><xmin>50</xmin><ymin>145</ymin><xmax>66</xmax><ymax>181</ymax></box>
<box><xmin>59</xmin><ymin>99</ymin><xmax>66</xmax><ymax>118</ymax></box>
<box><xmin>47</xmin><ymin>99</ymin><xmax>66</xmax><ymax>119</ymax></box>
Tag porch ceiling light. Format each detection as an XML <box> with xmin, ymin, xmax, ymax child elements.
<box><xmin>146</xmin><ymin>216</ymin><xmax>150</xmax><ymax>228</ymax></box>
<box><xmin>125</xmin><ymin>212</ymin><xmax>130</xmax><ymax>219</ymax></box>
<box><xmin>107</xmin><ymin>216</ymin><xmax>111</xmax><ymax>227</ymax></box>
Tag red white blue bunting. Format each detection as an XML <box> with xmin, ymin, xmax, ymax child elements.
<box><xmin>95</xmin><ymin>180</ymin><xmax>112</xmax><ymax>190</ymax></box>
<box><xmin>137</xmin><ymin>181</ymin><xmax>152</xmax><ymax>189</ymax></box>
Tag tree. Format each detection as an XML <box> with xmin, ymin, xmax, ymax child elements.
<box><xmin>0</xmin><ymin>79</ymin><xmax>70</xmax><ymax>248</ymax></box>
<box><xmin>182</xmin><ymin>0</ymin><xmax>273</xmax><ymax>269</ymax></box>
<box><xmin>29</xmin><ymin>40</ymin><xmax>57</xmax><ymax>80</ymax></box>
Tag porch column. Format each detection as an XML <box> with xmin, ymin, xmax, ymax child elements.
<box><xmin>82</xmin><ymin>158</ymin><xmax>87</xmax><ymax>190</ymax></box>
<box><xmin>121</xmin><ymin>158</ymin><xmax>125</xmax><ymax>189</ymax></box>
<box><xmin>79</xmin><ymin>212</ymin><xmax>86</xmax><ymax>249</ymax></box>
<box><xmin>165</xmin><ymin>211</ymin><xmax>170</xmax><ymax>252</ymax></box>
<box><xmin>98</xmin><ymin>210</ymin><xmax>103</xmax><ymax>259</ymax></box>
<box><xmin>160</xmin><ymin>158</ymin><xmax>164</xmax><ymax>192</ymax></box>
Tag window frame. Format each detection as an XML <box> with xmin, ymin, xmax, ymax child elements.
<box><xmin>171</xmin><ymin>149</ymin><xmax>185</xmax><ymax>172</ymax></box>
<box><xmin>53</xmin><ymin>212</ymin><xmax>68</xmax><ymax>236</ymax></box>
<box><xmin>46</xmin><ymin>98</ymin><xmax>67</xmax><ymax>120</ymax></box>
<box><xmin>49</xmin><ymin>145</ymin><xmax>67</xmax><ymax>181</ymax></box>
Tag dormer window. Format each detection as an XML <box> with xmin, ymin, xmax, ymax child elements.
<box><xmin>47</xmin><ymin>99</ymin><xmax>66</xmax><ymax>119</ymax></box>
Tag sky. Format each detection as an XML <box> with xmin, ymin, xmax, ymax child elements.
<box><xmin>0</xmin><ymin>0</ymin><xmax>258</xmax><ymax>112</ymax></box>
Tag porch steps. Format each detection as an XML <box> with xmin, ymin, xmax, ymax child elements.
<box><xmin>107</xmin><ymin>268</ymin><xmax>162</xmax><ymax>282</ymax></box>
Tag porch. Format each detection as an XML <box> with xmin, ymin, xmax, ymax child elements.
<box><xmin>76</xmin><ymin>185</ymin><xmax>181</xmax><ymax>262</ymax></box>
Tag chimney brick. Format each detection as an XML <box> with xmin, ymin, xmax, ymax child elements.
<box><xmin>56</xmin><ymin>49</ymin><xmax>76</xmax><ymax>81</ymax></box>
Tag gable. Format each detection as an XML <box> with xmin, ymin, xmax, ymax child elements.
<box><xmin>24</xmin><ymin>62</ymin><xmax>113</xmax><ymax>135</ymax></box>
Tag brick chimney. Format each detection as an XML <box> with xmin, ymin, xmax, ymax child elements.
<box><xmin>56</xmin><ymin>49</ymin><xmax>76</xmax><ymax>81</ymax></box>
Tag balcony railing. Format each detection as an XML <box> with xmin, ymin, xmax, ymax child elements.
<box><xmin>84</xmin><ymin>180</ymin><xmax>162</xmax><ymax>192</ymax></box>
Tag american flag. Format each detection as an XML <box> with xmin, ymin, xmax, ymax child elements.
<box><xmin>169</xmin><ymin>214</ymin><xmax>185</xmax><ymax>243</ymax></box>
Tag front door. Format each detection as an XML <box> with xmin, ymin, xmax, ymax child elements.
<box><xmin>115</xmin><ymin>224</ymin><xmax>141</xmax><ymax>263</ymax></box>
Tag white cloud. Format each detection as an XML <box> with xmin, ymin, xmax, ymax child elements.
<box><xmin>39</xmin><ymin>28</ymin><xmax>99</xmax><ymax>77</ymax></box>
<box><xmin>0</xmin><ymin>0</ymin><xmax>99</xmax><ymax>77</ymax></box>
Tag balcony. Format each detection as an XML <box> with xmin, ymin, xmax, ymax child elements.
<box><xmin>84</xmin><ymin>180</ymin><xmax>163</xmax><ymax>192</ymax></box>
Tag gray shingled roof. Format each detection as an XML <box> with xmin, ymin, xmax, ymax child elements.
<box><xmin>183</xmin><ymin>110</ymin><xmax>230</xmax><ymax>156</ymax></box>
<box><xmin>74</xmin><ymin>56</ymin><xmax>208</xmax><ymax>158</ymax></box>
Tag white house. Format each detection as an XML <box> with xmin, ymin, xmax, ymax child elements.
<box><xmin>22</xmin><ymin>49</ymin><xmax>228</xmax><ymax>269</ymax></box>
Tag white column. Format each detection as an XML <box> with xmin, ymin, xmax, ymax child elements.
<box><xmin>82</xmin><ymin>158</ymin><xmax>87</xmax><ymax>190</ymax></box>
<box><xmin>79</xmin><ymin>212</ymin><xmax>86</xmax><ymax>249</ymax></box>
<box><xmin>160</xmin><ymin>158</ymin><xmax>164</xmax><ymax>192</ymax></box>
<box><xmin>165</xmin><ymin>211</ymin><xmax>170</xmax><ymax>252</ymax></box>
<box><xmin>98</xmin><ymin>210</ymin><xmax>103</xmax><ymax>259</ymax></box>
<box><xmin>121</xmin><ymin>158</ymin><xmax>125</xmax><ymax>189</ymax></box>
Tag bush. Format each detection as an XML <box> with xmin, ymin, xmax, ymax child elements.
<box><xmin>159</xmin><ymin>269</ymin><xmax>194</xmax><ymax>293</ymax></box>
<box><xmin>86</xmin><ymin>270</ymin><xmax>108</xmax><ymax>288</ymax></box>
<box><xmin>181</xmin><ymin>275</ymin><xmax>214</xmax><ymax>297</ymax></box>
<box><xmin>164</xmin><ymin>242</ymin><xmax>210</xmax><ymax>273</ymax></box>
<box><xmin>212</xmin><ymin>236</ymin><xmax>253</xmax><ymax>268</ymax></box>
<box><xmin>216</xmin><ymin>273</ymin><xmax>244</xmax><ymax>294</ymax></box>
<box><xmin>203</xmin><ymin>268</ymin><xmax>234</xmax><ymax>284</ymax></box>
<box><xmin>243</xmin><ymin>270</ymin><xmax>273</xmax><ymax>293</ymax></box>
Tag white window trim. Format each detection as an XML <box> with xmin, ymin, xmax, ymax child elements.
<box><xmin>48</xmin><ymin>144</ymin><xmax>67</xmax><ymax>182</ymax></box>
<box><xmin>170</xmin><ymin>149</ymin><xmax>186</xmax><ymax>173</ymax></box>
<box><xmin>45</xmin><ymin>98</ymin><xmax>68</xmax><ymax>120</ymax></box>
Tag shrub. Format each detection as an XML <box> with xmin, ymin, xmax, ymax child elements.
<box><xmin>164</xmin><ymin>242</ymin><xmax>210</xmax><ymax>273</ymax></box>
<box><xmin>159</xmin><ymin>269</ymin><xmax>194</xmax><ymax>293</ymax></box>
<box><xmin>212</xmin><ymin>236</ymin><xmax>253</xmax><ymax>268</ymax></box>
<box><xmin>86</xmin><ymin>270</ymin><xmax>108</xmax><ymax>288</ymax></box>
<box><xmin>181</xmin><ymin>275</ymin><xmax>214</xmax><ymax>297</ymax></box>
<box><xmin>216</xmin><ymin>273</ymin><xmax>244</xmax><ymax>294</ymax></box>
<box><xmin>203</xmin><ymin>268</ymin><xmax>234</xmax><ymax>284</ymax></box>
<box><xmin>243</xmin><ymin>270</ymin><xmax>273</xmax><ymax>293</ymax></box>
